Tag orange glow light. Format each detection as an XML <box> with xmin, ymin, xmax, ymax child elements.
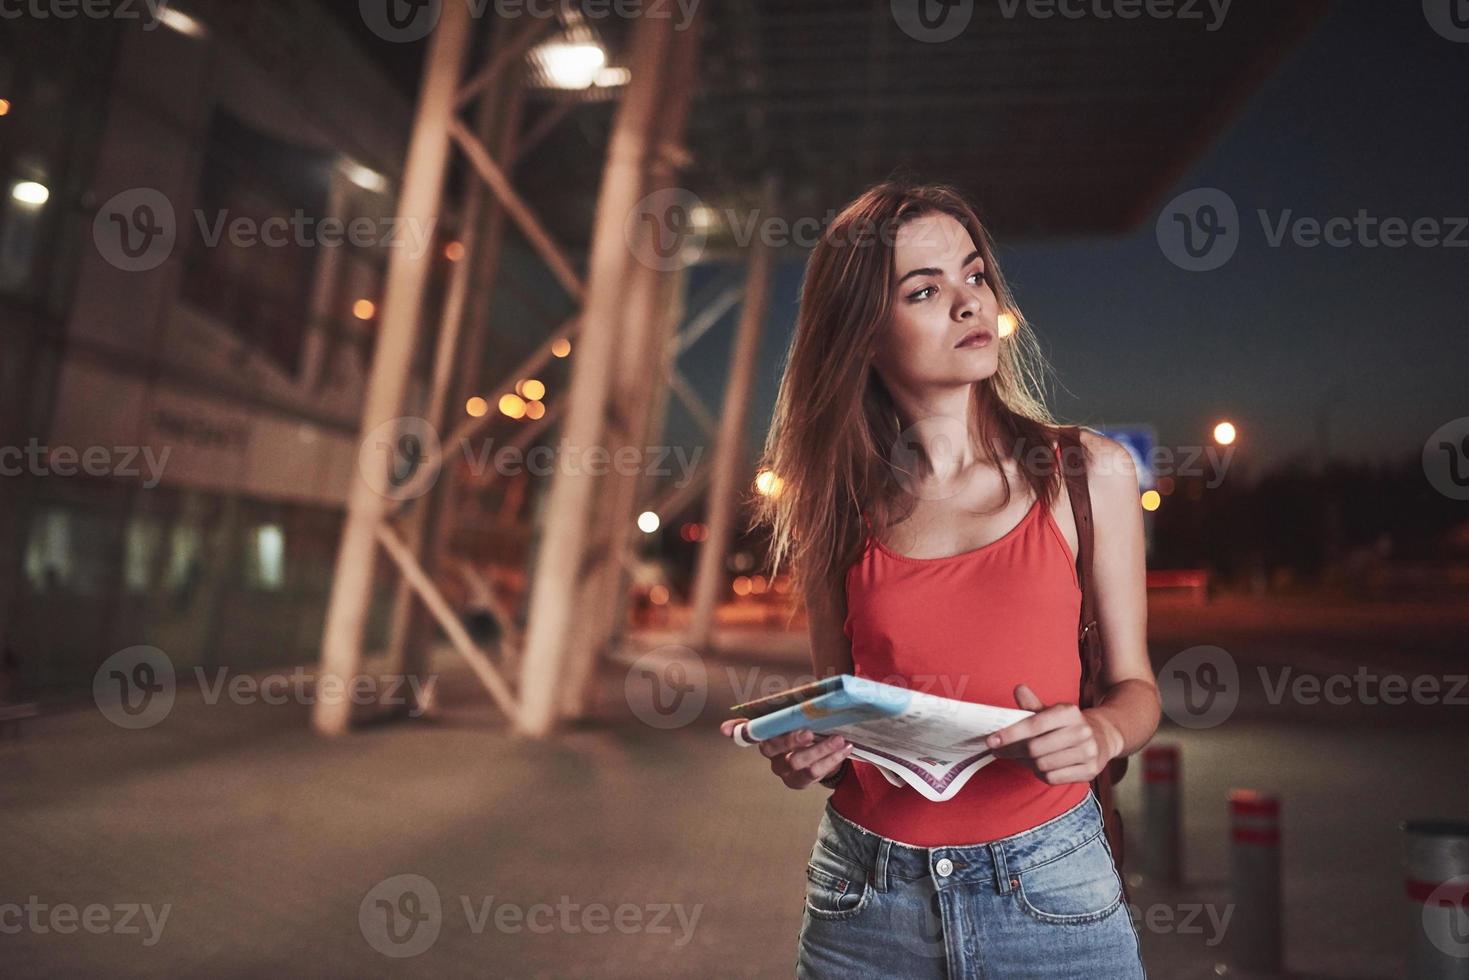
<box><xmin>499</xmin><ymin>393</ymin><xmax>527</xmax><ymax>419</ymax></box>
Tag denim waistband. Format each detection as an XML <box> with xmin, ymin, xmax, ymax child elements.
<box><xmin>816</xmin><ymin>788</ymin><xmax>1105</xmax><ymax>896</ymax></box>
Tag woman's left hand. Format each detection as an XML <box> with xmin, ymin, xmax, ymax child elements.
<box><xmin>985</xmin><ymin>683</ymin><xmax>1123</xmax><ymax>785</ymax></box>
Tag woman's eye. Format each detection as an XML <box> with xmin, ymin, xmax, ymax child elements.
<box><xmin>967</xmin><ymin>270</ymin><xmax>985</xmax><ymax>285</ymax></box>
<box><xmin>908</xmin><ymin>285</ymin><xmax>935</xmax><ymax>302</ymax></box>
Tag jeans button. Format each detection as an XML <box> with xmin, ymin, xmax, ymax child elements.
<box><xmin>935</xmin><ymin>857</ymin><xmax>953</xmax><ymax>877</ymax></box>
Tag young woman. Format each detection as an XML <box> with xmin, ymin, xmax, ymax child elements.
<box><xmin>720</xmin><ymin>182</ymin><xmax>1161</xmax><ymax>978</ymax></box>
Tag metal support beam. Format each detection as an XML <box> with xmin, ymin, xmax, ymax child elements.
<box><xmin>557</xmin><ymin>10</ymin><xmax>703</xmax><ymax>722</ymax></box>
<box><xmin>312</xmin><ymin>0</ymin><xmax>473</xmax><ymax>736</ymax></box>
<box><xmin>686</xmin><ymin>178</ymin><xmax>778</xmax><ymax>652</ymax></box>
<box><xmin>383</xmin><ymin>21</ymin><xmax>527</xmax><ymax>691</ymax></box>
<box><xmin>450</xmin><ymin>119</ymin><xmax>585</xmax><ymax>302</ymax></box>
<box><xmin>515</xmin><ymin>10</ymin><xmax>683</xmax><ymax>738</ymax></box>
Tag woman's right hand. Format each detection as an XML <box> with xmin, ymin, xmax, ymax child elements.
<box><xmin>720</xmin><ymin>719</ymin><xmax>855</xmax><ymax>789</ymax></box>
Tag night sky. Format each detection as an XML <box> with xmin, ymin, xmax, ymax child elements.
<box><xmin>674</xmin><ymin>1</ymin><xmax>1469</xmax><ymax>477</ymax></box>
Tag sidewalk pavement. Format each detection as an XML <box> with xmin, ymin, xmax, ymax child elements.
<box><xmin>3</xmin><ymin>623</ymin><xmax>1463</xmax><ymax>978</ymax></box>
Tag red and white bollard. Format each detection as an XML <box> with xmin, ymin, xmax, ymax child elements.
<box><xmin>1142</xmin><ymin>745</ymin><xmax>1182</xmax><ymax>884</ymax></box>
<box><xmin>1229</xmin><ymin>789</ymin><xmax>1283</xmax><ymax>973</ymax></box>
<box><xmin>1402</xmin><ymin>819</ymin><xmax>1469</xmax><ymax>979</ymax></box>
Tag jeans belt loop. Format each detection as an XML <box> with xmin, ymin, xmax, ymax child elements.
<box><xmin>991</xmin><ymin>842</ymin><xmax>1014</xmax><ymax>895</ymax></box>
<box><xmin>870</xmin><ymin>838</ymin><xmax>892</xmax><ymax>893</ymax></box>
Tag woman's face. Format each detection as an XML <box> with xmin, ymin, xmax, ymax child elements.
<box><xmin>872</xmin><ymin>211</ymin><xmax>1001</xmax><ymax>400</ymax></box>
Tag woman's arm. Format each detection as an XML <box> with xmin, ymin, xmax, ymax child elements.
<box><xmin>1076</xmin><ymin>428</ymin><xmax>1161</xmax><ymax>762</ymax></box>
<box><xmin>805</xmin><ymin>570</ymin><xmax>856</xmax><ymax>680</ymax></box>
<box><xmin>986</xmin><ymin>430</ymin><xmax>1161</xmax><ymax>783</ymax></box>
<box><xmin>717</xmin><ymin>571</ymin><xmax>856</xmax><ymax>788</ymax></box>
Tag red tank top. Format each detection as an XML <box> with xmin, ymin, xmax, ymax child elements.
<box><xmin>829</xmin><ymin>444</ymin><xmax>1088</xmax><ymax>846</ymax></box>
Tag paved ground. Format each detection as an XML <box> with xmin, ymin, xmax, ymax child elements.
<box><xmin>2</xmin><ymin>593</ymin><xmax>1466</xmax><ymax>978</ymax></box>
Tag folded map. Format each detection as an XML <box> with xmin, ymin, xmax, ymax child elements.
<box><xmin>729</xmin><ymin>674</ymin><xmax>1032</xmax><ymax>802</ymax></box>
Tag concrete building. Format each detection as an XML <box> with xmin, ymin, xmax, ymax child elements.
<box><xmin>0</xmin><ymin>1</ymin><xmax>424</xmax><ymax>693</ymax></box>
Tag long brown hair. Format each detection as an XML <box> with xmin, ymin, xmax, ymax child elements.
<box><xmin>752</xmin><ymin>180</ymin><xmax>1078</xmax><ymax>601</ymax></box>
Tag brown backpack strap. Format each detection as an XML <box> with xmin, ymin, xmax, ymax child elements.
<box><xmin>1057</xmin><ymin>425</ymin><xmax>1099</xmax><ymax>694</ymax></box>
<box><xmin>1057</xmin><ymin>425</ymin><xmax>1131</xmax><ymax>887</ymax></box>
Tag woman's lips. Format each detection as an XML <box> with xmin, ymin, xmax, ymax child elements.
<box><xmin>954</xmin><ymin>330</ymin><xmax>994</xmax><ymax>348</ymax></box>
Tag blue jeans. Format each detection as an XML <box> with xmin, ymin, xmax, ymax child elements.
<box><xmin>797</xmin><ymin>788</ymin><xmax>1146</xmax><ymax>979</ymax></box>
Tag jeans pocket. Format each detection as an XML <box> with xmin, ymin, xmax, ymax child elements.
<box><xmin>1014</xmin><ymin>830</ymin><xmax>1124</xmax><ymax>925</ymax></box>
<box><xmin>804</xmin><ymin>840</ymin><xmax>872</xmax><ymax>921</ymax></box>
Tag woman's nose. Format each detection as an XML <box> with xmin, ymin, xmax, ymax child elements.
<box><xmin>954</xmin><ymin>290</ymin><xmax>980</xmax><ymax>319</ymax></box>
